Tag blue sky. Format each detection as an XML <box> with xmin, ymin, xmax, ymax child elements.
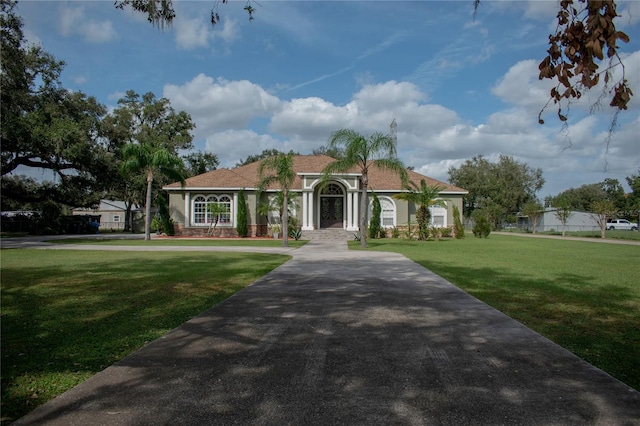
<box><xmin>17</xmin><ymin>0</ymin><xmax>640</xmax><ymax>197</ymax></box>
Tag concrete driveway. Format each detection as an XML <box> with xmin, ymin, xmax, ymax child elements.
<box><xmin>9</xmin><ymin>238</ymin><xmax>640</xmax><ymax>425</ymax></box>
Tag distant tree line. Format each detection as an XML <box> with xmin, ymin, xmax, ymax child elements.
<box><xmin>447</xmin><ymin>154</ymin><xmax>639</xmax><ymax>230</ymax></box>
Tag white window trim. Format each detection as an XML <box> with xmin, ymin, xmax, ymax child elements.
<box><xmin>368</xmin><ymin>196</ymin><xmax>396</xmax><ymax>228</ymax></box>
<box><xmin>429</xmin><ymin>200</ymin><xmax>447</xmax><ymax>227</ymax></box>
<box><xmin>191</xmin><ymin>194</ymin><xmax>234</xmax><ymax>227</ymax></box>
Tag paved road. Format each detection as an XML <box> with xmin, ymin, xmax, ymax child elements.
<box><xmin>7</xmin><ymin>237</ymin><xmax>640</xmax><ymax>425</ymax></box>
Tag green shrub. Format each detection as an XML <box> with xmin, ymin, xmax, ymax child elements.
<box><xmin>289</xmin><ymin>228</ymin><xmax>302</xmax><ymax>240</ymax></box>
<box><xmin>236</xmin><ymin>189</ymin><xmax>248</xmax><ymax>237</ymax></box>
<box><xmin>369</xmin><ymin>193</ymin><xmax>382</xmax><ymax>239</ymax></box>
<box><xmin>441</xmin><ymin>227</ymin><xmax>453</xmax><ymax>238</ymax></box>
<box><xmin>453</xmin><ymin>204</ymin><xmax>465</xmax><ymax>239</ymax></box>
<box><xmin>150</xmin><ymin>216</ymin><xmax>163</xmax><ymax>233</ymax></box>
<box><xmin>472</xmin><ymin>213</ymin><xmax>491</xmax><ymax>238</ymax></box>
<box><xmin>157</xmin><ymin>194</ymin><xmax>175</xmax><ymax>236</ymax></box>
<box><xmin>391</xmin><ymin>226</ymin><xmax>400</xmax><ymax>238</ymax></box>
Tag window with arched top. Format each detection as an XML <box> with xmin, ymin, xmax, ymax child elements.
<box><xmin>192</xmin><ymin>194</ymin><xmax>233</xmax><ymax>226</ymax></box>
<box><xmin>368</xmin><ymin>196</ymin><xmax>396</xmax><ymax>228</ymax></box>
<box><xmin>430</xmin><ymin>200</ymin><xmax>447</xmax><ymax>227</ymax></box>
<box><xmin>321</xmin><ymin>183</ymin><xmax>343</xmax><ymax>195</ymax></box>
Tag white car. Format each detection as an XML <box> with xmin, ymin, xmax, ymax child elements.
<box><xmin>606</xmin><ymin>219</ymin><xmax>638</xmax><ymax>231</ymax></box>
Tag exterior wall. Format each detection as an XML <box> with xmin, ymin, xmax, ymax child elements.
<box><xmin>168</xmin><ymin>193</ymin><xmax>186</xmax><ymax>226</ymax></box>
<box><xmin>394</xmin><ymin>197</ymin><xmax>410</xmax><ymax>226</ymax></box>
<box><xmin>168</xmin><ymin>187</ymin><xmax>467</xmax><ymax>237</ymax></box>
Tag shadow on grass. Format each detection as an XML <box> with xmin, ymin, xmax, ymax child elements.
<box><xmin>1</xmin><ymin>251</ymin><xmax>289</xmax><ymax>423</ymax></box>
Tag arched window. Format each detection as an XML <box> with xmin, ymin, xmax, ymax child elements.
<box><xmin>321</xmin><ymin>183</ymin><xmax>343</xmax><ymax>195</ymax></box>
<box><xmin>380</xmin><ymin>197</ymin><xmax>396</xmax><ymax>227</ymax></box>
<box><xmin>430</xmin><ymin>200</ymin><xmax>447</xmax><ymax>227</ymax></box>
<box><xmin>192</xmin><ymin>194</ymin><xmax>233</xmax><ymax>226</ymax></box>
<box><xmin>368</xmin><ymin>196</ymin><xmax>396</xmax><ymax>228</ymax></box>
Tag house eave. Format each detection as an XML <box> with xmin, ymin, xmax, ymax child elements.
<box><xmin>163</xmin><ymin>186</ymin><xmax>258</xmax><ymax>192</ymax></box>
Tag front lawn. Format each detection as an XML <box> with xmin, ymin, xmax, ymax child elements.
<box><xmin>0</xmin><ymin>249</ymin><xmax>290</xmax><ymax>423</ymax></box>
<box><xmin>353</xmin><ymin>236</ymin><xmax>640</xmax><ymax>391</ymax></box>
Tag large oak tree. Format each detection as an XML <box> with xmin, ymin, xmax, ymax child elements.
<box><xmin>1</xmin><ymin>0</ymin><xmax>109</xmax><ymax>208</ymax></box>
<box><xmin>448</xmin><ymin>155</ymin><xmax>544</xmax><ymax>222</ymax></box>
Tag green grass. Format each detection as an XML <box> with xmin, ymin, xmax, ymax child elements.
<box><xmin>0</xmin><ymin>249</ymin><xmax>290</xmax><ymax>423</ymax></box>
<box><xmin>45</xmin><ymin>238</ymin><xmax>307</xmax><ymax>247</ymax></box>
<box><xmin>352</xmin><ymin>236</ymin><xmax>640</xmax><ymax>391</ymax></box>
<box><xmin>503</xmin><ymin>229</ymin><xmax>640</xmax><ymax>241</ymax></box>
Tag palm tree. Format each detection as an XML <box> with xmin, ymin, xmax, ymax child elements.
<box><xmin>206</xmin><ymin>202</ymin><xmax>230</xmax><ymax>236</ymax></box>
<box><xmin>321</xmin><ymin>129</ymin><xmax>407</xmax><ymax>247</ymax></box>
<box><xmin>258</xmin><ymin>152</ymin><xmax>296</xmax><ymax>247</ymax></box>
<box><xmin>120</xmin><ymin>143</ymin><xmax>185</xmax><ymax>240</ymax></box>
<box><xmin>394</xmin><ymin>179</ymin><xmax>446</xmax><ymax>240</ymax></box>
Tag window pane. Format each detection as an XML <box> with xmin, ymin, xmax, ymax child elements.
<box><xmin>193</xmin><ymin>196</ymin><xmax>207</xmax><ymax>224</ymax></box>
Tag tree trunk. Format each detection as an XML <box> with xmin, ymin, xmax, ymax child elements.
<box><xmin>282</xmin><ymin>189</ymin><xmax>289</xmax><ymax>248</ymax></box>
<box><xmin>124</xmin><ymin>200</ymin><xmax>133</xmax><ymax>232</ymax></box>
<box><xmin>360</xmin><ymin>176</ymin><xmax>368</xmax><ymax>248</ymax></box>
<box><xmin>145</xmin><ymin>169</ymin><xmax>153</xmax><ymax>241</ymax></box>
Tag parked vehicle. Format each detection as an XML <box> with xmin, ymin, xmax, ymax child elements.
<box><xmin>606</xmin><ymin>219</ymin><xmax>638</xmax><ymax>231</ymax></box>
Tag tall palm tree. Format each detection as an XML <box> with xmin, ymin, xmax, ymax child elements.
<box><xmin>258</xmin><ymin>152</ymin><xmax>296</xmax><ymax>247</ymax></box>
<box><xmin>395</xmin><ymin>179</ymin><xmax>446</xmax><ymax>240</ymax></box>
<box><xmin>120</xmin><ymin>142</ymin><xmax>185</xmax><ymax>240</ymax></box>
<box><xmin>321</xmin><ymin>129</ymin><xmax>407</xmax><ymax>247</ymax></box>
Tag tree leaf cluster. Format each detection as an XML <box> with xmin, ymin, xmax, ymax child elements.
<box><xmin>394</xmin><ymin>179</ymin><xmax>445</xmax><ymax>241</ymax></box>
<box><xmin>1</xmin><ymin>1</ymin><xmax>109</xmax><ymax>208</ymax></box>
<box><xmin>538</xmin><ymin>0</ymin><xmax>632</xmax><ymax>123</ymax></box>
<box><xmin>258</xmin><ymin>152</ymin><xmax>296</xmax><ymax>247</ymax></box>
<box><xmin>447</xmin><ymin>155</ymin><xmax>544</xmax><ymax>223</ymax></box>
<box><xmin>236</xmin><ymin>149</ymin><xmax>297</xmax><ymax>168</ymax></box>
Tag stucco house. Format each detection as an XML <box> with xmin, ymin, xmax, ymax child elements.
<box><xmin>163</xmin><ymin>155</ymin><xmax>467</xmax><ymax>237</ymax></box>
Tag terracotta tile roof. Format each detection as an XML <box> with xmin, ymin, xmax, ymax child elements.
<box><xmin>164</xmin><ymin>154</ymin><xmax>467</xmax><ymax>193</ymax></box>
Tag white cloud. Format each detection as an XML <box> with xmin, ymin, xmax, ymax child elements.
<box><xmin>175</xmin><ymin>16</ymin><xmax>210</xmax><ymax>50</ymax></box>
<box><xmin>204</xmin><ymin>130</ymin><xmax>288</xmax><ymax>167</ymax></box>
<box><xmin>353</xmin><ymin>81</ymin><xmax>426</xmax><ymax>112</ymax></box>
<box><xmin>174</xmin><ymin>15</ymin><xmax>239</xmax><ymax>50</ymax></box>
<box><xmin>166</xmin><ymin>70</ymin><xmax>637</xmax><ymax>196</ymax></box>
<box><xmin>491</xmin><ymin>59</ymin><xmax>552</xmax><ymax>111</ymax></box>
<box><xmin>163</xmin><ymin>73</ymin><xmax>282</xmax><ymax>137</ymax></box>
<box><xmin>58</xmin><ymin>4</ymin><xmax>117</xmax><ymax>43</ymax></box>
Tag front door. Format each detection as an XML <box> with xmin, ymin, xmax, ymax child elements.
<box><xmin>320</xmin><ymin>197</ymin><xmax>343</xmax><ymax>228</ymax></box>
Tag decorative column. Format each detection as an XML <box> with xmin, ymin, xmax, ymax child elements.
<box><xmin>350</xmin><ymin>192</ymin><xmax>359</xmax><ymax>231</ymax></box>
<box><xmin>302</xmin><ymin>192</ymin><xmax>310</xmax><ymax>230</ymax></box>
<box><xmin>308</xmin><ymin>192</ymin><xmax>314</xmax><ymax>230</ymax></box>
<box><xmin>184</xmin><ymin>192</ymin><xmax>191</xmax><ymax>227</ymax></box>
<box><xmin>233</xmin><ymin>192</ymin><xmax>238</xmax><ymax>227</ymax></box>
<box><xmin>347</xmin><ymin>192</ymin><xmax>352</xmax><ymax>230</ymax></box>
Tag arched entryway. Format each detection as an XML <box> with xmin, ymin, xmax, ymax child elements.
<box><xmin>319</xmin><ymin>183</ymin><xmax>344</xmax><ymax>228</ymax></box>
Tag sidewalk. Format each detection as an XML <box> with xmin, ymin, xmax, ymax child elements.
<box><xmin>11</xmin><ymin>239</ymin><xmax>640</xmax><ymax>425</ymax></box>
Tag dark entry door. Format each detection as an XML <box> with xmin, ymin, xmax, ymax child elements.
<box><xmin>320</xmin><ymin>197</ymin><xmax>343</xmax><ymax>228</ymax></box>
